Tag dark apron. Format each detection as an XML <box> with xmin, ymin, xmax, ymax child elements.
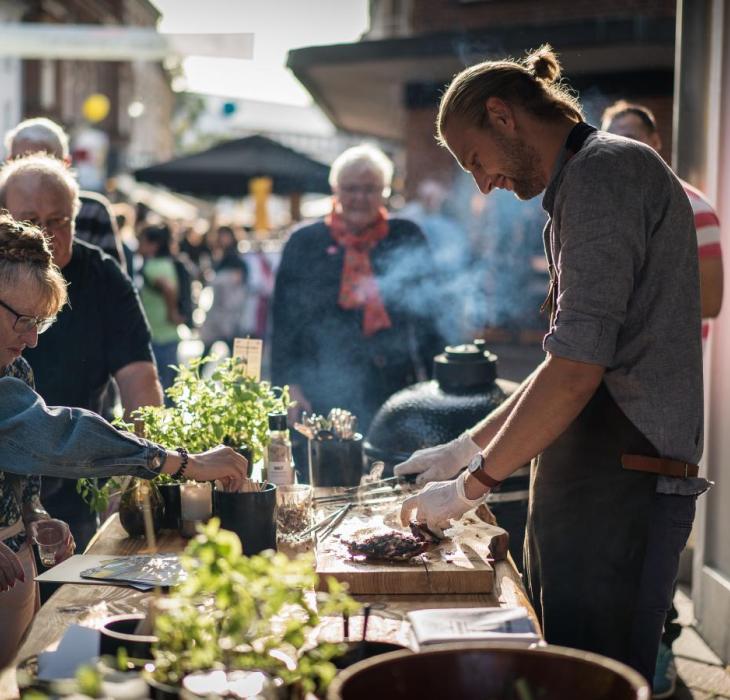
<box><xmin>525</xmin><ymin>121</ymin><xmax>659</xmax><ymax>665</ymax></box>
<box><xmin>524</xmin><ymin>384</ymin><xmax>658</xmax><ymax>664</ymax></box>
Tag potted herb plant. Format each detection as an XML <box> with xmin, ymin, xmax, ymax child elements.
<box><xmin>78</xmin><ymin>357</ymin><xmax>290</xmax><ymax>537</ymax></box>
<box><xmin>148</xmin><ymin>518</ymin><xmax>360</xmax><ymax>699</ymax></box>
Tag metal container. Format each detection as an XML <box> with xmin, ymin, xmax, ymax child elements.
<box><xmin>364</xmin><ymin>342</ymin><xmax>529</xmax><ymax>567</ymax></box>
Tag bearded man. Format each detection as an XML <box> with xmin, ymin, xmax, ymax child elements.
<box><xmin>396</xmin><ymin>45</ymin><xmax>707</xmax><ymax>685</ymax></box>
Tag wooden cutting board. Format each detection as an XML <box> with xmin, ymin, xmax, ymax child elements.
<box><xmin>315</xmin><ymin>508</ymin><xmax>507</xmax><ymax>595</ymax></box>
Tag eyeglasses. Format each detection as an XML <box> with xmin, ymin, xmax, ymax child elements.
<box><xmin>25</xmin><ymin>216</ymin><xmax>73</xmax><ymax>233</ymax></box>
<box><xmin>338</xmin><ymin>185</ymin><xmax>384</xmax><ymax>197</ymax></box>
<box><xmin>0</xmin><ymin>298</ymin><xmax>56</xmax><ymax>334</ymax></box>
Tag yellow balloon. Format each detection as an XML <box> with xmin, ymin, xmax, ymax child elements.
<box><xmin>82</xmin><ymin>93</ymin><xmax>110</xmax><ymax>123</ymax></box>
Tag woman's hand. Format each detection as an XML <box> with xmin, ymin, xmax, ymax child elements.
<box><xmin>27</xmin><ymin>519</ymin><xmax>75</xmax><ymax>564</ymax></box>
<box><xmin>0</xmin><ymin>541</ymin><xmax>24</xmax><ymax>592</ymax></box>
<box><xmin>182</xmin><ymin>446</ymin><xmax>248</xmax><ymax>492</ymax></box>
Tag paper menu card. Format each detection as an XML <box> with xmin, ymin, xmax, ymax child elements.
<box><xmin>233</xmin><ymin>337</ymin><xmax>262</xmax><ymax>380</ymax></box>
<box><xmin>407</xmin><ymin>606</ymin><xmax>539</xmax><ymax>649</ymax></box>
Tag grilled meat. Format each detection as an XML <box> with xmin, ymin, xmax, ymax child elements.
<box><xmin>409</xmin><ymin>521</ymin><xmax>442</xmax><ymax>544</ymax></box>
<box><xmin>345</xmin><ymin>531</ymin><xmax>428</xmax><ymax>562</ymax></box>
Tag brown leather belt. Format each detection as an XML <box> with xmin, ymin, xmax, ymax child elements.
<box><xmin>622</xmin><ymin>454</ymin><xmax>699</xmax><ymax>479</ymax></box>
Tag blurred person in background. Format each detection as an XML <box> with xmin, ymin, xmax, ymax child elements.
<box><xmin>179</xmin><ymin>221</ymin><xmax>212</xmax><ymax>283</ymax></box>
<box><xmin>112</xmin><ymin>202</ymin><xmax>138</xmax><ymax>276</ymax></box>
<box><xmin>241</xmin><ymin>238</ymin><xmax>278</xmax><ymax>342</ymax></box>
<box><xmin>601</xmin><ymin>101</ymin><xmax>723</xmax><ymax>334</ymax></box>
<box><xmin>400</xmin><ymin>178</ymin><xmax>471</xmax><ymax>342</ymax></box>
<box><xmin>137</xmin><ymin>224</ymin><xmax>182</xmax><ymax>400</ymax></box>
<box><xmin>0</xmin><ymin>154</ymin><xmax>163</xmax><ymax>551</ymax></box>
<box><xmin>602</xmin><ymin>100</ymin><xmax>724</xmax><ymax>700</ymax></box>
<box><xmin>200</xmin><ymin>225</ymin><xmax>249</xmax><ymax>358</ymax></box>
<box><xmin>271</xmin><ymin>144</ymin><xmax>443</xmax><ymax>433</ymax></box>
<box><xmin>4</xmin><ymin>117</ymin><xmax>125</xmax><ymax>270</ymax></box>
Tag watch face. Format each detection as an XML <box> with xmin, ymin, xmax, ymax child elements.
<box><xmin>467</xmin><ymin>453</ymin><xmax>483</xmax><ymax>473</ymax></box>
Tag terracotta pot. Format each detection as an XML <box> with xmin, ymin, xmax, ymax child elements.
<box><xmin>327</xmin><ymin>642</ymin><xmax>650</xmax><ymax>700</ymax></box>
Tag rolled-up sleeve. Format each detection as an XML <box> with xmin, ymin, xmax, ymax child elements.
<box><xmin>544</xmin><ymin>156</ymin><xmax>648</xmax><ymax>366</ymax></box>
<box><xmin>0</xmin><ymin>377</ymin><xmax>165</xmax><ymax>479</ymax></box>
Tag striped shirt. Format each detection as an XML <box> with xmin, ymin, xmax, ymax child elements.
<box><xmin>682</xmin><ymin>180</ymin><xmax>722</xmax><ymax>343</ymax></box>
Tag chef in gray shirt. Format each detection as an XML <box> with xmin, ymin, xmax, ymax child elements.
<box><xmin>397</xmin><ymin>45</ymin><xmax>707</xmax><ymax>684</ymax></box>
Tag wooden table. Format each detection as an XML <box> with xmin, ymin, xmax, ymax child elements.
<box><xmin>0</xmin><ymin>513</ymin><xmax>537</xmax><ymax>698</ymax></box>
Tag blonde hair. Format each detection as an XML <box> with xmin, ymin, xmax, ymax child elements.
<box><xmin>0</xmin><ymin>212</ymin><xmax>67</xmax><ymax>317</ymax></box>
<box><xmin>437</xmin><ymin>44</ymin><xmax>583</xmax><ymax>145</ymax></box>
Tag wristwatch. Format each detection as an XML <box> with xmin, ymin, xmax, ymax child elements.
<box><xmin>467</xmin><ymin>453</ymin><xmax>503</xmax><ymax>490</ymax></box>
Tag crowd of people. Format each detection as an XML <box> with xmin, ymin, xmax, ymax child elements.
<box><xmin>0</xmin><ymin>44</ymin><xmax>724</xmax><ymax>699</ymax></box>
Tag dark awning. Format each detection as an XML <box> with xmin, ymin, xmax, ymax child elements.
<box><xmin>134</xmin><ymin>134</ymin><xmax>331</xmax><ymax>196</ymax></box>
<box><xmin>287</xmin><ymin>17</ymin><xmax>675</xmax><ymax>141</ymax></box>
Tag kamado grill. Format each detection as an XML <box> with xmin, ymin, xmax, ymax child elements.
<box><xmin>364</xmin><ymin>341</ymin><xmax>530</xmax><ymax>566</ymax></box>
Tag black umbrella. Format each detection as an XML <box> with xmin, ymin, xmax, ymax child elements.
<box><xmin>134</xmin><ymin>134</ymin><xmax>331</xmax><ymax>197</ymax></box>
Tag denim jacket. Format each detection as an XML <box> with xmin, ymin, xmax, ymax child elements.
<box><xmin>0</xmin><ymin>377</ymin><xmax>165</xmax><ymax>479</ymax></box>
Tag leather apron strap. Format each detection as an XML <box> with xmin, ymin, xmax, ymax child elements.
<box><xmin>524</xmin><ymin>383</ymin><xmax>658</xmax><ymax>664</ymax></box>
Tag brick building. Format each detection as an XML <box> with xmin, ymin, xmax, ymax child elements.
<box><xmin>288</xmin><ymin>0</ymin><xmax>676</xmax><ymax>197</ymax></box>
<box><xmin>1</xmin><ymin>0</ymin><xmax>174</xmax><ymax>177</ymax></box>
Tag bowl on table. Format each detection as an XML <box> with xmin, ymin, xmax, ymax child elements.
<box><xmin>327</xmin><ymin>642</ymin><xmax>649</xmax><ymax>700</ymax></box>
<box><xmin>99</xmin><ymin>613</ymin><xmax>157</xmax><ymax>660</ymax></box>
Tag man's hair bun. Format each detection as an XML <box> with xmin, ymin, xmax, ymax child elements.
<box><xmin>524</xmin><ymin>44</ymin><xmax>562</xmax><ymax>84</ymax></box>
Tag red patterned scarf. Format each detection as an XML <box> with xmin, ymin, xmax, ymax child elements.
<box><xmin>327</xmin><ymin>206</ymin><xmax>392</xmax><ymax>337</ymax></box>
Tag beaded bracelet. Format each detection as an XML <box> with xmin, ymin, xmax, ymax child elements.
<box><xmin>174</xmin><ymin>447</ymin><xmax>189</xmax><ymax>480</ymax></box>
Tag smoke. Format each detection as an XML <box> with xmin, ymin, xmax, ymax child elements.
<box><xmin>392</xmin><ymin>172</ymin><xmax>550</xmax><ymax>343</ymax></box>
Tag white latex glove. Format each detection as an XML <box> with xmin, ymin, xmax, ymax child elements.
<box><xmin>394</xmin><ymin>432</ymin><xmax>480</xmax><ymax>486</ymax></box>
<box><xmin>399</xmin><ymin>471</ymin><xmax>485</xmax><ymax>533</ymax></box>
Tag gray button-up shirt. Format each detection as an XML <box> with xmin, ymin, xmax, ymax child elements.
<box><xmin>541</xmin><ymin>131</ymin><xmax>705</xmax><ymax>495</ymax></box>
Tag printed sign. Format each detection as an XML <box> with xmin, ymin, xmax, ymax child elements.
<box><xmin>233</xmin><ymin>337</ymin><xmax>263</xmax><ymax>380</ymax></box>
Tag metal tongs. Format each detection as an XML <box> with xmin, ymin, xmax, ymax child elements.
<box><xmin>294</xmin><ymin>502</ymin><xmax>353</xmax><ymax>543</ymax></box>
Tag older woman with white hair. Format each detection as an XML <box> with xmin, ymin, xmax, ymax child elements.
<box><xmin>271</xmin><ymin>144</ymin><xmax>443</xmax><ymax>435</ymax></box>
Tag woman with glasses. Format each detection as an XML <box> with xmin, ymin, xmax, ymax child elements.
<box><xmin>0</xmin><ymin>214</ymin><xmax>248</xmax><ymax>667</ymax></box>
<box><xmin>271</xmin><ymin>144</ymin><xmax>444</xmax><ymax>436</ymax></box>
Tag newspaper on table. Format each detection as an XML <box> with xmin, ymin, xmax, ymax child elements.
<box><xmin>407</xmin><ymin>606</ymin><xmax>540</xmax><ymax>649</ymax></box>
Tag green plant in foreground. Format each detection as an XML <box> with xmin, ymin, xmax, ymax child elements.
<box><xmin>78</xmin><ymin>357</ymin><xmax>290</xmax><ymax>513</ymax></box>
<box><xmin>152</xmin><ymin>518</ymin><xmax>360</xmax><ymax>695</ymax></box>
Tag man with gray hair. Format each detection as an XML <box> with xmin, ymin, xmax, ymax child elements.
<box><xmin>4</xmin><ymin>117</ymin><xmax>125</xmax><ymax>267</ymax></box>
<box><xmin>0</xmin><ymin>153</ymin><xmax>163</xmax><ymax>549</ymax></box>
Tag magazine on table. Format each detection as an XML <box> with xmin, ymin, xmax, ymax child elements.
<box><xmin>407</xmin><ymin>606</ymin><xmax>540</xmax><ymax>649</ymax></box>
<box><xmin>79</xmin><ymin>553</ymin><xmax>185</xmax><ymax>588</ymax></box>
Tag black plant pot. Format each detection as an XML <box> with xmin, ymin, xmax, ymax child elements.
<box><xmin>213</xmin><ymin>483</ymin><xmax>277</xmax><ymax>555</ymax></box>
<box><xmin>158</xmin><ymin>483</ymin><xmax>182</xmax><ymax>530</ymax></box>
<box><xmin>309</xmin><ymin>435</ymin><xmax>364</xmax><ymax>488</ymax></box>
<box><xmin>99</xmin><ymin>613</ymin><xmax>156</xmax><ymax>660</ymax></box>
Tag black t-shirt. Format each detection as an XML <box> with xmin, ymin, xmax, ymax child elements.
<box><xmin>24</xmin><ymin>239</ymin><xmax>154</xmax><ymax>414</ymax></box>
